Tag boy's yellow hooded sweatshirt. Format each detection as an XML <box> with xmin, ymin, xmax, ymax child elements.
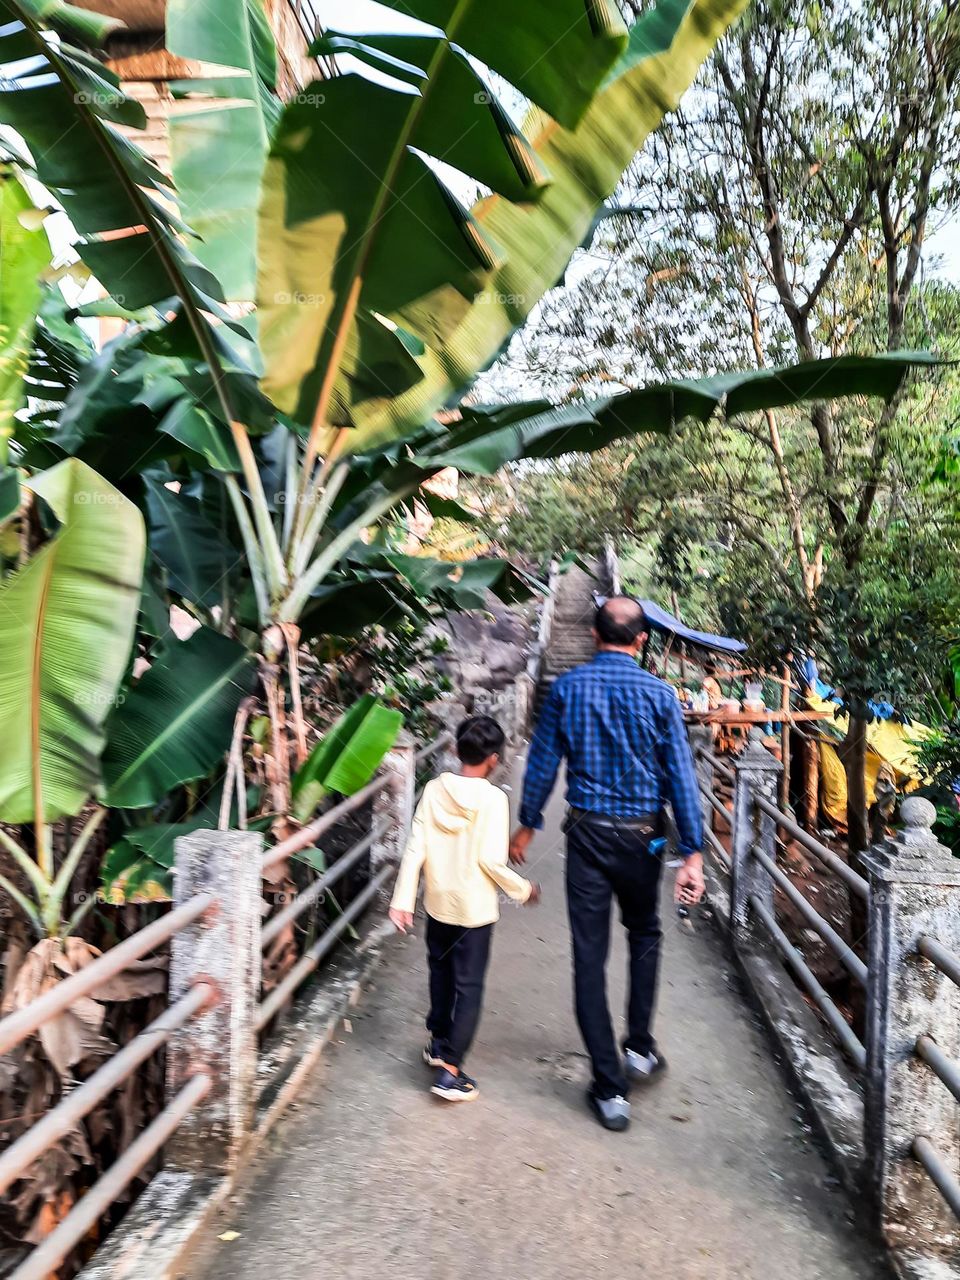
<box><xmin>390</xmin><ymin>773</ymin><xmax>531</xmax><ymax>927</ymax></box>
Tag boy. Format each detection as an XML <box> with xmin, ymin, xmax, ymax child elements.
<box><xmin>389</xmin><ymin>715</ymin><xmax>539</xmax><ymax>1103</ymax></box>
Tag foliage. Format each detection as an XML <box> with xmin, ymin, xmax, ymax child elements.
<box><xmin>291</xmin><ymin>694</ymin><xmax>403</xmax><ymax>822</ymax></box>
<box><xmin>0</xmin><ymin>459</ymin><xmax>144</xmax><ymax>827</ymax></box>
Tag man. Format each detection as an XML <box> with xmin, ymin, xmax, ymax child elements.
<box><xmin>510</xmin><ymin>596</ymin><xmax>705</xmax><ymax>1132</ymax></box>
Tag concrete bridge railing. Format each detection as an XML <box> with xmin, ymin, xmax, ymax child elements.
<box><xmin>693</xmin><ymin>727</ymin><xmax>960</xmax><ymax>1278</ymax></box>
<box><xmin>0</xmin><ymin>732</ymin><xmax>452</xmax><ymax>1280</ymax></box>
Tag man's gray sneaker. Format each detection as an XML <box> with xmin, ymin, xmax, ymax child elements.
<box><xmin>625</xmin><ymin>1048</ymin><xmax>667</xmax><ymax>1085</ymax></box>
<box><xmin>588</xmin><ymin>1091</ymin><xmax>630</xmax><ymax>1131</ymax></box>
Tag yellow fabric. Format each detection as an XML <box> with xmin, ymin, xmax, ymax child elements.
<box><xmin>811</xmin><ymin>693</ymin><xmax>931</xmax><ymax>827</ymax></box>
<box><xmin>391</xmin><ymin>773</ymin><xmax>532</xmax><ymax>927</ymax></box>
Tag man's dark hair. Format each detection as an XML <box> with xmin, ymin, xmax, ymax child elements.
<box><xmin>456</xmin><ymin>715</ymin><xmax>506</xmax><ymax>765</ymax></box>
<box><xmin>594</xmin><ymin>595</ymin><xmax>647</xmax><ymax>647</ymax></box>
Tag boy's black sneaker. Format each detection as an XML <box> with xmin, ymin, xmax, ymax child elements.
<box><xmin>431</xmin><ymin>1067</ymin><xmax>479</xmax><ymax>1102</ymax></box>
<box><xmin>422</xmin><ymin>1039</ymin><xmax>444</xmax><ymax>1068</ymax></box>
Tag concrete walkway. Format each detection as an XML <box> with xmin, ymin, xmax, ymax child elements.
<box><xmin>185</xmin><ymin>764</ymin><xmax>885</xmax><ymax>1280</ymax></box>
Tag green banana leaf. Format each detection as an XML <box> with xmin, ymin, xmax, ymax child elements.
<box><xmin>0</xmin><ymin>466</ymin><xmax>19</xmax><ymax>523</ymax></box>
<box><xmin>143</xmin><ymin>473</ymin><xmax>233</xmax><ymax>609</ymax></box>
<box><xmin>0</xmin><ymin>0</ymin><xmax>268</xmax><ymax>466</ymax></box>
<box><xmin>417</xmin><ymin>351</ymin><xmax>943</xmax><ymax>474</ymax></box>
<box><xmin>367</xmin><ymin>0</ymin><xmax>628</xmax><ymax>130</ymax></box>
<box><xmin>167</xmin><ymin>0</ymin><xmax>280</xmax><ymax>301</ymax></box>
<box><xmin>342</xmin><ymin>0</ymin><xmax>752</xmax><ymax>451</ymax></box>
<box><xmin>0</xmin><ymin>2</ymin><xmax>221</xmax><ymax>314</ymax></box>
<box><xmin>256</xmin><ymin>4</ymin><xmax>629</xmax><ymax>426</ymax></box>
<box><xmin>103</xmin><ymin>626</ymin><xmax>254</xmax><ymax>809</ymax></box>
<box><xmin>0</xmin><ymin>458</ymin><xmax>145</xmax><ymax>824</ymax></box>
<box><xmin>100</xmin><ymin>822</ymin><xmax>195</xmax><ymax>903</ymax></box>
<box><xmin>0</xmin><ymin>167</ymin><xmax>49</xmax><ymax>460</ymax></box>
<box><xmin>291</xmin><ymin>694</ymin><xmax>404</xmax><ymax>823</ymax></box>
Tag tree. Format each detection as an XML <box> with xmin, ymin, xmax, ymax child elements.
<box><xmin>475</xmin><ymin>0</ymin><xmax>960</xmax><ymax>854</ymax></box>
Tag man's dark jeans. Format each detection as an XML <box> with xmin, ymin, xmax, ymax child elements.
<box><xmin>565</xmin><ymin>810</ymin><xmax>664</xmax><ymax>1099</ymax></box>
<box><xmin>425</xmin><ymin>915</ymin><xmax>493</xmax><ymax>1069</ymax></box>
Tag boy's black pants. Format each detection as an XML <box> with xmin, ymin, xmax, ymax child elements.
<box><xmin>425</xmin><ymin>915</ymin><xmax>493</xmax><ymax>1069</ymax></box>
<box><xmin>565</xmin><ymin>810</ymin><xmax>664</xmax><ymax>1100</ymax></box>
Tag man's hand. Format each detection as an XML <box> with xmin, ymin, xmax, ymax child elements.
<box><xmin>510</xmin><ymin>826</ymin><xmax>535</xmax><ymax>865</ymax></box>
<box><xmin>674</xmin><ymin>853</ymin><xmax>705</xmax><ymax>906</ymax></box>
<box><xmin>389</xmin><ymin>907</ymin><xmax>414</xmax><ymax>933</ymax></box>
<box><xmin>525</xmin><ymin>882</ymin><xmax>541</xmax><ymax>907</ymax></box>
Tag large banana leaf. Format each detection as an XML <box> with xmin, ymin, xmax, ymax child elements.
<box><xmin>0</xmin><ymin>2</ymin><xmax>221</xmax><ymax>316</ymax></box>
<box><xmin>0</xmin><ymin>459</ymin><xmax>145</xmax><ymax>824</ymax></box>
<box><xmin>143</xmin><ymin>474</ymin><xmax>233</xmax><ymax>609</ymax></box>
<box><xmin>167</xmin><ymin>0</ymin><xmax>281</xmax><ymax>302</ymax></box>
<box><xmin>341</xmin><ymin>0</ymin><xmax>752</xmax><ymax>451</ymax></box>
<box><xmin>417</xmin><ymin>351</ymin><xmax>943</xmax><ymax>473</ymax></box>
<box><xmin>256</xmin><ymin>4</ymin><xmax>629</xmax><ymax>429</ymax></box>
<box><xmin>0</xmin><ymin>167</ymin><xmax>49</xmax><ymax>461</ymax></box>
<box><xmin>292</xmin><ymin>694</ymin><xmax>404</xmax><ymax>822</ymax></box>
<box><xmin>103</xmin><ymin>625</ymin><xmax>254</xmax><ymax>810</ymax></box>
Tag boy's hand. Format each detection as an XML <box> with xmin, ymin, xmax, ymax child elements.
<box><xmin>525</xmin><ymin>882</ymin><xmax>541</xmax><ymax>906</ymax></box>
<box><xmin>389</xmin><ymin>907</ymin><xmax>414</xmax><ymax>933</ymax></box>
<box><xmin>510</xmin><ymin>826</ymin><xmax>534</xmax><ymax>865</ymax></box>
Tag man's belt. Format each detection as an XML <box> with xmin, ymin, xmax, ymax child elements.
<box><xmin>567</xmin><ymin>807</ymin><xmax>661</xmax><ymax>833</ymax></box>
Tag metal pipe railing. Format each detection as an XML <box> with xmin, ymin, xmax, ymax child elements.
<box><xmin>0</xmin><ymin>893</ymin><xmax>213</xmax><ymax>1057</ymax></box>
<box><xmin>256</xmin><ymin>864</ymin><xmax>393</xmax><ymax>1031</ymax></box>
<box><xmin>698</xmin><ymin>749</ymin><xmax>735</xmax><ymax>784</ymax></box>
<box><xmin>261</xmin><ymin>820</ymin><xmax>390</xmax><ymax>949</ymax></box>
<box><xmin>415</xmin><ymin>732</ymin><xmax>453</xmax><ymax>767</ymax></box>
<box><xmin>10</xmin><ymin>1074</ymin><xmax>211</xmax><ymax>1280</ymax></box>
<box><xmin>916</xmin><ymin>1035</ymin><xmax>960</xmax><ymax>1108</ymax></box>
<box><xmin>755</xmin><ymin>793</ymin><xmax>868</xmax><ymax>900</ymax></box>
<box><xmin>702</xmin><ymin>825</ymin><xmax>732</xmax><ymax>870</ymax></box>
<box><xmin>698</xmin><ymin>781</ymin><xmax>733</xmax><ymax>827</ymax></box>
<box><xmin>750</xmin><ymin>893</ymin><xmax>866</xmax><ymax>1070</ymax></box>
<box><xmin>0</xmin><ymin>983</ymin><xmax>212</xmax><ymax>1197</ymax></box>
<box><xmin>913</xmin><ymin>1135</ymin><xmax>960</xmax><ymax>1222</ymax></box>
<box><xmin>752</xmin><ymin>844</ymin><xmax>867</xmax><ymax>986</ymax></box>
<box><xmin>918</xmin><ymin>935</ymin><xmax>960</xmax><ymax>990</ymax></box>
<box><xmin>262</xmin><ymin>773</ymin><xmax>391</xmax><ymax>873</ymax></box>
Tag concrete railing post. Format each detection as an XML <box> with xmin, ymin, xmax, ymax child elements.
<box><xmin>166</xmin><ymin>829</ymin><xmax>264</xmax><ymax>1174</ymax></box>
<box><xmin>863</xmin><ymin>797</ymin><xmax>960</xmax><ymax>1253</ymax></box>
<box><xmin>730</xmin><ymin>735</ymin><xmax>782</xmax><ymax>943</ymax></box>
<box><xmin>371</xmin><ymin>729</ymin><xmax>416</xmax><ymax>872</ymax></box>
<box><xmin>512</xmin><ymin>671</ymin><xmax>536</xmax><ymax>743</ymax></box>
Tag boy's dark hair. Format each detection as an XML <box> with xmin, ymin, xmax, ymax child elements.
<box><xmin>456</xmin><ymin>715</ymin><xmax>505</xmax><ymax>765</ymax></box>
<box><xmin>594</xmin><ymin>595</ymin><xmax>647</xmax><ymax>646</ymax></box>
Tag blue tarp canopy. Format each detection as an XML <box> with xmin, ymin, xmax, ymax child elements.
<box><xmin>638</xmin><ymin>599</ymin><xmax>748</xmax><ymax>656</ymax></box>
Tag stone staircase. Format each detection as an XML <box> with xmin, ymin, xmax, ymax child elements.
<box><xmin>534</xmin><ymin>559</ymin><xmax>609</xmax><ymax>716</ymax></box>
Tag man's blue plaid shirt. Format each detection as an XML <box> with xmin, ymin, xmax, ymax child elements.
<box><xmin>518</xmin><ymin>651</ymin><xmax>704</xmax><ymax>857</ymax></box>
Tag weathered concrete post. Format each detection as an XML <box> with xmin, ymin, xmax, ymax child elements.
<box><xmin>512</xmin><ymin>671</ymin><xmax>536</xmax><ymax>744</ymax></box>
<box><xmin>730</xmin><ymin>735</ymin><xmax>782</xmax><ymax>942</ymax></box>
<box><xmin>863</xmin><ymin>796</ymin><xmax>960</xmax><ymax>1254</ymax></box>
<box><xmin>371</xmin><ymin>729</ymin><xmax>416</xmax><ymax>872</ymax></box>
<box><xmin>166</xmin><ymin>829</ymin><xmax>264</xmax><ymax>1173</ymax></box>
<box><xmin>688</xmin><ymin>724</ymin><xmax>715</xmax><ymax>834</ymax></box>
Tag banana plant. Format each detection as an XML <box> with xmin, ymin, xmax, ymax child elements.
<box><xmin>0</xmin><ymin>457</ymin><xmax>144</xmax><ymax>935</ymax></box>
